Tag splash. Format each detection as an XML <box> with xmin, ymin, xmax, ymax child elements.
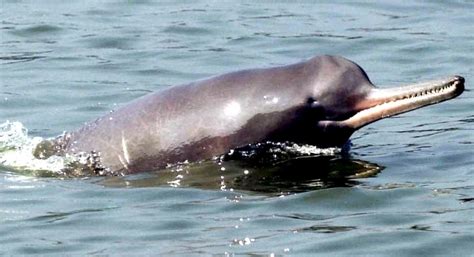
<box><xmin>282</xmin><ymin>143</ymin><xmax>342</xmax><ymax>156</ymax></box>
<box><xmin>0</xmin><ymin>121</ymin><xmax>72</xmax><ymax>176</ymax></box>
<box><xmin>222</xmin><ymin>141</ymin><xmax>343</xmax><ymax>164</ymax></box>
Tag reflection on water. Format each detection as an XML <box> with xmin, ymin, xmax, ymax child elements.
<box><xmin>100</xmin><ymin>154</ymin><xmax>382</xmax><ymax>195</ymax></box>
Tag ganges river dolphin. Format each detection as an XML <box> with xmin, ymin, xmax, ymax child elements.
<box><xmin>34</xmin><ymin>55</ymin><xmax>465</xmax><ymax>175</ymax></box>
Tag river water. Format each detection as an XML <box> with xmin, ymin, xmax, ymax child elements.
<box><xmin>1</xmin><ymin>1</ymin><xmax>473</xmax><ymax>256</ymax></box>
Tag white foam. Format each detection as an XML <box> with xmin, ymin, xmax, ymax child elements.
<box><xmin>283</xmin><ymin>143</ymin><xmax>341</xmax><ymax>156</ymax></box>
<box><xmin>0</xmin><ymin>121</ymin><xmax>69</xmax><ymax>175</ymax></box>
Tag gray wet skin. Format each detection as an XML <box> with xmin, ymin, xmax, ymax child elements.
<box><xmin>35</xmin><ymin>55</ymin><xmax>465</xmax><ymax>174</ymax></box>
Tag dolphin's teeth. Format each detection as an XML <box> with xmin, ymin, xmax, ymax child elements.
<box><xmin>365</xmin><ymin>86</ymin><xmax>448</xmax><ymax>113</ymax></box>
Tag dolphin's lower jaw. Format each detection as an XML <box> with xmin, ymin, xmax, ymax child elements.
<box><xmin>321</xmin><ymin>76</ymin><xmax>465</xmax><ymax>131</ymax></box>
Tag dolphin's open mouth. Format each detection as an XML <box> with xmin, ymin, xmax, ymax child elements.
<box><xmin>339</xmin><ymin>76</ymin><xmax>465</xmax><ymax>129</ymax></box>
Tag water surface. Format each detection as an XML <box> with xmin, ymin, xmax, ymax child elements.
<box><xmin>1</xmin><ymin>1</ymin><xmax>473</xmax><ymax>256</ymax></box>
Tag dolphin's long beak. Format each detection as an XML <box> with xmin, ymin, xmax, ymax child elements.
<box><xmin>342</xmin><ymin>76</ymin><xmax>465</xmax><ymax>129</ymax></box>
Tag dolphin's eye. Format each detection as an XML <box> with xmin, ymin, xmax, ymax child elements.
<box><xmin>306</xmin><ymin>100</ymin><xmax>326</xmax><ymax>118</ymax></box>
<box><xmin>306</xmin><ymin>97</ymin><xmax>317</xmax><ymax>105</ymax></box>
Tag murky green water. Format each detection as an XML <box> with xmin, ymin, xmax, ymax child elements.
<box><xmin>1</xmin><ymin>1</ymin><xmax>473</xmax><ymax>256</ymax></box>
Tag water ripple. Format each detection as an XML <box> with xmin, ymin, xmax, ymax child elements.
<box><xmin>10</xmin><ymin>25</ymin><xmax>63</xmax><ymax>36</ymax></box>
<box><xmin>0</xmin><ymin>51</ymin><xmax>50</xmax><ymax>65</ymax></box>
<box><xmin>26</xmin><ymin>207</ymin><xmax>118</xmax><ymax>224</ymax></box>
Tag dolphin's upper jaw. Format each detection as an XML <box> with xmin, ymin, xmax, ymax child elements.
<box><xmin>319</xmin><ymin>76</ymin><xmax>465</xmax><ymax>131</ymax></box>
